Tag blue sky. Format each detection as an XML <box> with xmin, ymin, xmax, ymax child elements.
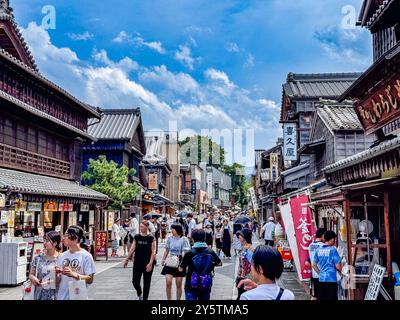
<box><xmin>14</xmin><ymin>0</ymin><xmax>371</xmax><ymax>167</ymax></box>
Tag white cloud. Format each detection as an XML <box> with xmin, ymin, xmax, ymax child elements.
<box><xmin>244</xmin><ymin>53</ymin><xmax>255</xmax><ymax>68</ymax></box>
<box><xmin>133</xmin><ymin>36</ymin><xmax>166</xmax><ymax>54</ymax></box>
<box><xmin>139</xmin><ymin>65</ymin><xmax>198</xmax><ymax>93</ymax></box>
<box><xmin>258</xmin><ymin>99</ymin><xmax>279</xmax><ymax>111</ymax></box>
<box><xmin>204</xmin><ymin>68</ymin><xmax>235</xmax><ymax>88</ymax></box>
<box><xmin>113</xmin><ymin>31</ymin><xmax>133</xmax><ymax>44</ymax></box>
<box><xmin>225</xmin><ymin>42</ymin><xmax>240</xmax><ymax>53</ymax></box>
<box><xmin>67</xmin><ymin>31</ymin><xmax>93</xmax><ymax>41</ymax></box>
<box><xmin>174</xmin><ymin>45</ymin><xmax>195</xmax><ymax>70</ymax></box>
<box><xmin>113</xmin><ymin>31</ymin><xmax>166</xmax><ymax>54</ymax></box>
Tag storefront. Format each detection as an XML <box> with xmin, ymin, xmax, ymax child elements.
<box><xmin>0</xmin><ymin>168</ymin><xmax>109</xmax><ymax>245</ymax></box>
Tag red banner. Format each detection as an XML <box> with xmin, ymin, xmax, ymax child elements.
<box><xmin>94</xmin><ymin>231</ymin><xmax>108</xmax><ymax>259</ymax></box>
<box><xmin>289</xmin><ymin>194</ymin><xmax>316</xmax><ymax>280</ymax></box>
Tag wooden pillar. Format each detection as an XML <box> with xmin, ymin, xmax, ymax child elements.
<box><xmin>344</xmin><ymin>195</ymin><xmax>354</xmax><ymax>300</ymax></box>
<box><xmin>384</xmin><ymin>191</ymin><xmax>392</xmax><ymax>278</ymax></box>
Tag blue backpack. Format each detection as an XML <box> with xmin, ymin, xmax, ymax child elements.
<box><xmin>190</xmin><ymin>249</ymin><xmax>214</xmax><ymax>291</ymax></box>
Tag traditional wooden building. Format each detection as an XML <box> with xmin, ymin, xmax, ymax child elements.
<box><xmin>278</xmin><ymin>73</ymin><xmax>361</xmax><ymax>193</ymax></box>
<box><xmin>82</xmin><ymin>108</ymin><xmax>146</xmax><ymax>221</ymax></box>
<box><xmin>309</xmin><ymin>0</ymin><xmax>400</xmax><ymax>300</ymax></box>
<box><xmin>0</xmin><ymin>2</ymin><xmax>108</xmax><ymax>242</ymax></box>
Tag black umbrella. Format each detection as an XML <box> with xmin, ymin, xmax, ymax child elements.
<box><xmin>143</xmin><ymin>213</ymin><xmax>162</xmax><ymax>220</ymax></box>
<box><xmin>176</xmin><ymin>211</ymin><xmax>189</xmax><ymax>218</ymax></box>
<box><xmin>234</xmin><ymin>216</ymin><xmax>251</xmax><ymax>224</ymax></box>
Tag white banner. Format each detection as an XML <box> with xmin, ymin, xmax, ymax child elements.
<box><xmin>283</xmin><ymin>123</ymin><xmax>297</xmax><ymax>161</ymax></box>
<box><xmin>249</xmin><ymin>187</ymin><xmax>258</xmax><ymax>210</ymax></box>
<box><xmin>279</xmin><ymin>202</ymin><xmax>302</xmax><ymax>281</ymax></box>
<box><xmin>207</xmin><ymin>172</ymin><xmax>213</xmax><ymax>199</ymax></box>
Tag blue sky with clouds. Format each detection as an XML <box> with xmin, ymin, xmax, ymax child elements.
<box><xmin>14</xmin><ymin>0</ymin><xmax>371</xmax><ymax>167</ymax></box>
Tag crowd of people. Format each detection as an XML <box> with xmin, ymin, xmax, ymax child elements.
<box><xmin>25</xmin><ymin>209</ymin><xmax>344</xmax><ymax>301</ymax></box>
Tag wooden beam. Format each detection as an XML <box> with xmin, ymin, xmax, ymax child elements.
<box><xmin>344</xmin><ymin>196</ymin><xmax>354</xmax><ymax>300</ymax></box>
<box><xmin>349</xmin><ymin>202</ymin><xmax>384</xmax><ymax>207</ymax></box>
<box><xmin>384</xmin><ymin>191</ymin><xmax>392</xmax><ymax>279</ymax></box>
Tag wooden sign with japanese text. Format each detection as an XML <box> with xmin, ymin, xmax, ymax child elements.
<box><xmin>94</xmin><ymin>231</ymin><xmax>108</xmax><ymax>260</ymax></box>
<box><xmin>355</xmin><ymin>77</ymin><xmax>400</xmax><ymax>135</ymax></box>
<box><xmin>148</xmin><ymin>173</ymin><xmax>158</xmax><ymax>190</ymax></box>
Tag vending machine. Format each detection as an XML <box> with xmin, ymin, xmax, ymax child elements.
<box><xmin>0</xmin><ymin>242</ymin><xmax>28</xmax><ymax>285</ymax></box>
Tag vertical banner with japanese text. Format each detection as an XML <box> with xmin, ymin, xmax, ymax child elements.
<box><xmin>289</xmin><ymin>194</ymin><xmax>316</xmax><ymax>281</ymax></box>
<box><xmin>270</xmin><ymin>153</ymin><xmax>279</xmax><ymax>182</ymax></box>
<box><xmin>283</xmin><ymin>123</ymin><xmax>297</xmax><ymax>161</ymax></box>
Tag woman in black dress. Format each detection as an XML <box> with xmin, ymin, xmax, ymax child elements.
<box><xmin>222</xmin><ymin>219</ymin><xmax>232</xmax><ymax>259</ymax></box>
<box><xmin>204</xmin><ymin>223</ymin><xmax>214</xmax><ymax>248</ymax></box>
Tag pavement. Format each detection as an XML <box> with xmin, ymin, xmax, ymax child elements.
<box><xmin>0</xmin><ymin>234</ymin><xmax>310</xmax><ymax>300</ymax></box>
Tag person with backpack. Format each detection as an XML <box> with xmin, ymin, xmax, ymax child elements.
<box><xmin>238</xmin><ymin>245</ymin><xmax>295</xmax><ymax>300</ymax></box>
<box><xmin>178</xmin><ymin>229</ymin><xmax>222</xmax><ymax>301</ymax></box>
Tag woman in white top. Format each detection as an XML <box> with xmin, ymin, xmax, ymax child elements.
<box><xmin>238</xmin><ymin>245</ymin><xmax>295</xmax><ymax>300</ymax></box>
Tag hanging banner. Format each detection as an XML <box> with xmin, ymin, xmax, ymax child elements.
<box><xmin>283</xmin><ymin>123</ymin><xmax>297</xmax><ymax>161</ymax></box>
<box><xmin>27</xmin><ymin>202</ymin><xmax>42</xmax><ymax>212</ymax></box>
<box><xmin>68</xmin><ymin>212</ymin><xmax>77</xmax><ymax>226</ymax></box>
<box><xmin>289</xmin><ymin>194</ymin><xmax>316</xmax><ymax>281</ymax></box>
<box><xmin>89</xmin><ymin>211</ymin><xmax>95</xmax><ymax>226</ymax></box>
<box><xmin>44</xmin><ymin>202</ymin><xmax>58</xmax><ymax>212</ymax></box>
<box><xmin>279</xmin><ymin>202</ymin><xmax>302</xmax><ymax>280</ymax></box>
<box><xmin>270</xmin><ymin>153</ymin><xmax>279</xmax><ymax>182</ymax></box>
<box><xmin>249</xmin><ymin>187</ymin><xmax>258</xmax><ymax>210</ymax></box>
<box><xmin>207</xmin><ymin>172</ymin><xmax>213</xmax><ymax>199</ymax></box>
<box><xmin>94</xmin><ymin>231</ymin><xmax>108</xmax><ymax>260</ymax></box>
<box><xmin>191</xmin><ymin>179</ymin><xmax>197</xmax><ymax>195</ymax></box>
<box><xmin>15</xmin><ymin>200</ymin><xmax>27</xmax><ymax>211</ymax></box>
<box><xmin>214</xmin><ymin>183</ymin><xmax>219</xmax><ymax>199</ymax></box>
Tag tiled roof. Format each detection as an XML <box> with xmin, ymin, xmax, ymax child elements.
<box><xmin>283</xmin><ymin>72</ymin><xmax>361</xmax><ymax>99</ymax></box>
<box><xmin>0</xmin><ymin>168</ymin><xmax>109</xmax><ymax>201</ymax></box>
<box><xmin>88</xmin><ymin>109</ymin><xmax>140</xmax><ymax>140</ymax></box>
<box><xmin>0</xmin><ymin>4</ymin><xmax>38</xmax><ymax>70</ymax></box>
<box><xmin>316</xmin><ymin>100</ymin><xmax>363</xmax><ymax>131</ymax></box>
<box><xmin>324</xmin><ymin>135</ymin><xmax>400</xmax><ymax>173</ymax></box>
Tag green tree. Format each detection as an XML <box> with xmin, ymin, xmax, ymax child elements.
<box><xmin>82</xmin><ymin>155</ymin><xmax>140</xmax><ymax>210</ymax></box>
<box><xmin>180</xmin><ymin>135</ymin><xmax>225</xmax><ymax>169</ymax></box>
<box><xmin>224</xmin><ymin>163</ymin><xmax>250</xmax><ymax>209</ymax></box>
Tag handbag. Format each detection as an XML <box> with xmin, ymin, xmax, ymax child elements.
<box><xmin>165</xmin><ymin>255</ymin><xmax>180</xmax><ymax>268</ymax></box>
<box><xmin>22</xmin><ymin>257</ymin><xmax>39</xmax><ymax>300</ymax></box>
<box><xmin>68</xmin><ymin>279</ymin><xmax>88</xmax><ymax>300</ymax></box>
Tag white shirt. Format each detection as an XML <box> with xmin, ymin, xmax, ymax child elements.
<box><xmin>129</xmin><ymin>218</ymin><xmax>139</xmax><ymax>235</ymax></box>
<box><xmin>262</xmin><ymin>222</ymin><xmax>276</xmax><ymax>240</ymax></box>
<box><xmin>187</xmin><ymin>219</ymin><xmax>197</xmax><ymax>237</ymax></box>
<box><xmin>56</xmin><ymin>249</ymin><xmax>96</xmax><ymax>300</ymax></box>
<box><xmin>240</xmin><ymin>283</ymin><xmax>295</xmax><ymax>300</ymax></box>
<box><xmin>112</xmin><ymin>224</ymin><xmax>121</xmax><ymax>241</ymax></box>
<box><xmin>148</xmin><ymin>221</ymin><xmax>156</xmax><ymax>235</ymax></box>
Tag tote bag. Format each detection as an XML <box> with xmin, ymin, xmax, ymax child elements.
<box><xmin>68</xmin><ymin>280</ymin><xmax>88</xmax><ymax>300</ymax></box>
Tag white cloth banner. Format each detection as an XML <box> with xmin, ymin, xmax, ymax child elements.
<box><xmin>279</xmin><ymin>202</ymin><xmax>303</xmax><ymax>281</ymax></box>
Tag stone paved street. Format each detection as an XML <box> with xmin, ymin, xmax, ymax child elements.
<box><xmin>0</xmin><ymin>234</ymin><xmax>310</xmax><ymax>300</ymax></box>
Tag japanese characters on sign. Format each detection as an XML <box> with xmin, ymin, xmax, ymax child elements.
<box><xmin>270</xmin><ymin>153</ymin><xmax>279</xmax><ymax>182</ymax></box>
<box><xmin>207</xmin><ymin>172</ymin><xmax>213</xmax><ymax>199</ymax></box>
<box><xmin>355</xmin><ymin>78</ymin><xmax>400</xmax><ymax>134</ymax></box>
<box><xmin>94</xmin><ymin>231</ymin><xmax>108</xmax><ymax>258</ymax></box>
<box><xmin>27</xmin><ymin>202</ymin><xmax>42</xmax><ymax>212</ymax></box>
<box><xmin>249</xmin><ymin>187</ymin><xmax>258</xmax><ymax>210</ymax></box>
<box><xmin>191</xmin><ymin>179</ymin><xmax>197</xmax><ymax>195</ymax></box>
<box><xmin>214</xmin><ymin>183</ymin><xmax>219</xmax><ymax>199</ymax></box>
<box><xmin>44</xmin><ymin>201</ymin><xmax>58</xmax><ymax>212</ymax></box>
<box><xmin>283</xmin><ymin>123</ymin><xmax>297</xmax><ymax>161</ymax></box>
<box><xmin>290</xmin><ymin>194</ymin><xmax>316</xmax><ymax>280</ymax></box>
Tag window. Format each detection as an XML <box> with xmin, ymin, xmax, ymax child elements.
<box><xmin>16</xmin><ymin>124</ymin><xmax>27</xmax><ymax>150</ymax></box>
<box><xmin>4</xmin><ymin>118</ymin><xmax>15</xmax><ymax>146</ymax></box>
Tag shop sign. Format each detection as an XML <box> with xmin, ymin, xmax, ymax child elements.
<box><xmin>44</xmin><ymin>202</ymin><xmax>58</xmax><ymax>212</ymax></box>
<box><xmin>355</xmin><ymin>77</ymin><xmax>400</xmax><ymax>135</ymax></box>
<box><xmin>80</xmin><ymin>204</ymin><xmax>90</xmax><ymax>212</ymax></box>
<box><xmin>27</xmin><ymin>202</ymin><xmax>42</xmax><ymax>212</ymax></box>
<box><xmin>207</xmin><ymin>172</ymin><xmax>213</xmax><ymax>199</ymax></box>
<box><xmin>191</xmin><ymin>179</ymin><xmax>197</xmax><ymax>195</ymax></box>
<box><xmin>68</xmin><ymin>212</ymin><xmax>77</xmax><ymax>226</ymax></box>
<box><xmin>60</xmin><ymin>203</ymin><xmax>74</xmax><ymax>212</ymax></box>
<box><xmin>214</xmin><ymin>183</ymin><xmax>219</xmax><ymax>199</ymax></box>
<box><xmin>289</xmin><ymin>194</ymin><xmax>316</xmax><ymax>281</ymax></box>
<box><xmin>270</xmin><ymin>153</ymin><xmax>279</xmax><ymax>182</ymax></box>
<box><xmin>283</xmin><ymin>123</ymin><xmax>297</xmax><ymax>161</ymax></box>
<box><xmin>249</xmin><ymin>187</ymin><xmax>258</xmax><ymax>210</ymax></box>
<box><xmin>148</xmin><ymin>173</ymin><xmax>158</xmax><ymax>190</ymax></box>
<box><xmin>94</xmin><ymin>231</ymin><xmax>108</xmax><ymax>259</ymax></box>
<box><xmin>15</xmin><ymin>200</ymin><xmax>27</xmax><ymax>211</ymax></box>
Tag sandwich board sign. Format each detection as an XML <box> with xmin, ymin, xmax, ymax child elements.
<box><xmin>365</xmin><ymin>264</ymin><xmax>386</xmax><ymax>300</ymax></box>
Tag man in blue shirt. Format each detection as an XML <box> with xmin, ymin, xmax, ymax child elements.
<box><xmin>312</xmin><ymin>230</ymin><xmax>342</xmax><ymax>301</ymax></box>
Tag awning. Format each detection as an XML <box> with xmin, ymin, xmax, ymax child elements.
<box><xmin>0</xmin><ymin>168</ymin><xmax>109</xmax><ymax>203</ymax></box>
<box><xmin>311</xmin><ymin>177</ymin><xmax>398</xmax><ymax>202</ymax></box>
<box><xmin>298</xmin><ymin>139</ymin><xmax>326</xmax><ymax>155</ymax></box>
<box><xmin>153</xmin><ymin>194</ymin><xmax>174</xmax><ymax>205</ymax></box>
